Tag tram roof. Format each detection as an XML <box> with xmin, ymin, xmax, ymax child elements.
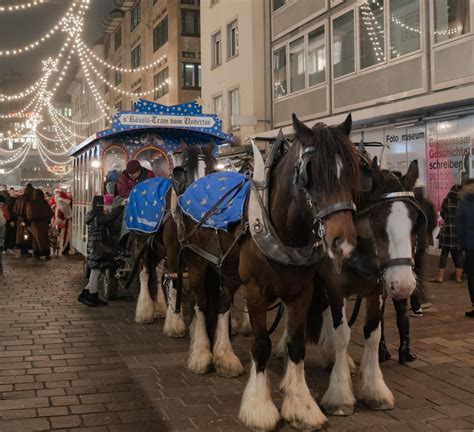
<box><xmin>70</xmin><ymin>100</ymin><xmax>235</xmax><ymax>157</ymax></box>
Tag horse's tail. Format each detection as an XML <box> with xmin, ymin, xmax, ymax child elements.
<box><xmin>204</xmin><ymin>268</ymin><xmax>220</xmax><ymax>346</ymax></box>
<box><xmin>146</xmin><ymin>237</ymin><xmax>159</xmax><ymax>301</ymax></box>
<box><xmin>306</xmin><ymin>277</ymin><xmax>329</xmax><ymax>345</ymax></box>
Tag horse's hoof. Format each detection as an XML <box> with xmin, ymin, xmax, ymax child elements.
<box><xmin>362</xmin><ymin>399</ymin><xmax>395</xmax><ymax>410</ymax></box>
<box><xmin>323</xmin><ymin>404</ymin><xmax>354</xmax><ymax>416</ymax></box>
<box><xmin>187</xmin><ymin>351</ymin><xmax>212</xmax><ymax>375</ymax></box>
<box><xmin>153</xmin><ymin>310</ymin><xmax>166</xmax><ymax>319</ymax></box>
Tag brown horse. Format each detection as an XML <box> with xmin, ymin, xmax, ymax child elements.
<box><xmin>181</xmin><ymin>113</ymin><xmax>359</xmax><ymax>430</ymax></box>
<box><xmin>300</xmin><ymin>156</ymin><xmax>421</xmax><ymax>417</ymax></box>
<box><xmin>131</xmin><ymin>142</ymin><xmax>216</xmax><ymax>337</ymax></box>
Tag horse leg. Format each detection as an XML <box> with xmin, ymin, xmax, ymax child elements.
<box><xmin>357</xmin><ymin>293</ymin><xmax>395</xmax><ymax>410</ymax></box>
<box><xmin>212</xmin><ymin>297</ymin><xmax>244</xmax><ymax>377</ymax></box>
<box><xmin>316</xmin><ymin>305</ymin><xmax>335</xmax><ymax>368</ymax></box>
<box><xmin>239</xmin><ymin>280</ymin><xmax>280</xmax><ymax>430</ymax></box>
<box><xmin>280</xmin><ymin>292</ymin><xmax>327</xmax><ymax>430</ymax></box>
<box><xmin>275</xmin><ymin>306</ymin><xmax>288</xmax><ymax>359</ymax></box>
<box><xmin>153</xmin><ymin>259</ymin><xmax>167</xmax><ymax>319</ymax></box>
<box><xmin>321</xmin><ymin>297</ymin><xmax>356</xmax><ymax>416</ymax></box>
<box><xmin>187</xmin><ymin>262</ymin><xmax>212</xmax><ymax>374</ymax></box>
<box><xmin>163</xmin><ymin>248</ymin><xmax>186</xmax><ymax>338</ymax></box>
<box><xmin>230</xmin><ymin>309</ymin><xmax>239</xmax><ymax>336</ymax></box>
<box><xmin>135</xmin><ymin>259</ymin><xmax>154</xmax><ymax>324</ymax></box>
<box><xmin>239</xmin><ymin>286</ymin><xmax>253</xmax><ymax>336</ymax></box>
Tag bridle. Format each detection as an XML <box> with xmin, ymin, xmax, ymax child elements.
<box><xmin>293</xmin><ymin>145</ymin><xmax>356</xmax><ymax>246</ymax></box>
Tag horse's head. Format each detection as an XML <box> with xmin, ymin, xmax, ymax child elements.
<box><xmin>356</xmin><ymin>158</ymin><xmax>421</xmax><ymax>299</ymax></box>
<box><xmin>173</xmin><ymin>140</ymin><xmax>217</xmax><ymax>188</ymax></box>
<box><xmin>292</xmin><ymin>113</ymin><xmax>359</xmax><ymax>268</ymax></box>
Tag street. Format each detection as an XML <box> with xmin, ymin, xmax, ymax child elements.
<box><xmin>0</xmin><ymin>254</ymin><xmax>473</xmax><ymax>432</ymax></box>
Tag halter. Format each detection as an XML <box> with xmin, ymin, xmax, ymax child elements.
<box><xmin>294</xmin><ymin>145</ymin><xmax>356</xmax><ymax>245</ymax></box>
<box><xmin>355</xmin><ymin>190</ymin><xmax>424</xmax><ymax>271</ymax></box>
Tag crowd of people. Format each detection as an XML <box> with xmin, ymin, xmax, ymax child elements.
<box><xmin>0</xmin><ymin>184</ymin><xmax>73</xmax><ymax>274</ymax></box>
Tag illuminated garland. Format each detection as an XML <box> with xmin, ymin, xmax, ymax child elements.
<box><xmin>0</xmin><ymin>0</ymin><xmax>46</xmax><ymax>13</ymax></box>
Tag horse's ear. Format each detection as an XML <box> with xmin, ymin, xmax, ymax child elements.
<box><xmin>402</xmin><ymin>159</ymin><xmax>419</xmax><ymax>190</ymax></box>
<box><xmin>207</xmin><ymin>138</ymin><xmax>215</xmax><ymax>155</ymax></box>
<box><xmin>180</xmin><ymin>139</ymin><xmax>189</xmax><ymax>152</ymax></box>
<box><xmin>292</xmin><ymin>113</ymin><xmax>312</xmax><ymax>142</ymax></box>
<box><xmin>337</xmin><ymin>113</ymin><xmax>352</xmax><ymax>135</ymax></box>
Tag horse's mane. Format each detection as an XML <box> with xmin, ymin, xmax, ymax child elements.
<box><xmin>182</xmin><ymin>143</ymin><xmax>217</xmax><ymax>174</ymax></box>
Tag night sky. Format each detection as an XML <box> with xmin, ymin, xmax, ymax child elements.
<box><xmin>0</xmin><ymin>0</ymin><xmax>116</xmax><ymax>97</ymax></box>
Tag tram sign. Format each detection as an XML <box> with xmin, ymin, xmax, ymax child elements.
<box><xmin>117</xmin><ymin>113</ymin><xmax>216</xmax><ymax>129</ymax></box>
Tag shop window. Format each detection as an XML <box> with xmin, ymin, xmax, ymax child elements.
<box><xmin>154</xmin><ymin>68</ymin><xmax>169</xmax><ymax>99</ymax></box>
<box><xmin>359</xmin><ymin>1</ymin><xmax>385</xmax><ymax>69</ymax></box>
<box><xmin>229</xmin><ymin>88</ymin><xmax>240</xmax><ymax>130</ymax></box>
<box><xmin>227</xmin><ymin>20</ymin><xmax>239</xmax><ymax>58</ymax></box>
<box><xmin>182</xmin><ymin>63</ymin><xmax>201</xmax><ymax>89</ymax></box>
<box><xmin>434</xmin><ymin>0</ymin><xmax>470</xmax><ymax>44</ymax></box>
<box><xmin>390</xmin><ymin>0</ymin><xmax>420</xmax><ymax>57</ymax></box>
<box><xmin>289</xmin><ymin>37</ymin><xmax>305</xmax><ymax>93</ymax></box>
<box><xmin>114</xmin><ymin>27</ymin><xmax>121</xmax><ymax>50</ymax></box>
<box><xmin>273</xmin><ymin>0</ymin><xmax>286</xmax><ymax>12</ymax></box>
<box><xmin>153</xmin><ymin>16</ymin><xmax>168</xmax><ymax>52</ymax></box>
<box><xmin>307</xmin><ymin>26</ymin><xmax>326</xmax><ymax>87</ymax></box>
<box><xmin>182</xmin><ymin>9</ymin><xmax>200</xmax><ymax>37</ymax></box>
<box><xmin>131</xmin><ymin>1</ymin><xmax>141</xmax><ymax>30</ymax></box>
<box><xmin>131</xmin><ymin>44</ymin><xmax>141</xmax><ymax>68</ymax></box>
<box><xmin>212</xmin><ymin>31</ymin><xmax>222</xmax><ymax>67</ymax></box>
<box><xmin>213</xmin><ymin>94</ymin><xmax>223</xmax><ymax>116</ymax></box>
<box><xmin>333</xmin><ymin>10</ymin><xmax>355</xmax><ymax>78</ymax></box>
<box><xmin>273</xmin><ymin>46</ymin><xmax>287</xmax><ymax>99</ymax></box>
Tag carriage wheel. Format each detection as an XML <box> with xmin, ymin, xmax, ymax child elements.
<box><xmin>103</xmin><ymin>268</ymin><xmax>119</xmax><ymax>300</ymax></box>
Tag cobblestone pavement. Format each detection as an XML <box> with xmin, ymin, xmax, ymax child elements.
<box><xmin>0</xmin><ymin>254</ymin><xmax>473</xmax><ymax>432</ymax></box>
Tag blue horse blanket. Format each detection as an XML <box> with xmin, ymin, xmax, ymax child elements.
<box><xmin>125</xmin><ymin>177</ymin><xmax>172</xmax><ymax>233</ymax></box>
<box><xmin>178</xmin><ymin>172</ymin><xmax>250</xmax><ymax>231</ymax></box>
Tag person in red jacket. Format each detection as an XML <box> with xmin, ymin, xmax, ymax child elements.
<box><xmin>117</xmin><ymin>160</ymin><xmax>154</xmax><ymax>198</ymax></box>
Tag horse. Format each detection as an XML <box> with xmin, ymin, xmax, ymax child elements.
<box><xmin>179</xmin><ymin>113</ymin><xmax>360</xmax><ymax>430</ymax></box>
<box><xmin>130</xmin><ymin>141</ymin><xmax>217</xmax><ymax>339</ymax></box>
<box><xmin>300</xmin><ymin>155</ymin><xmax>422</xmax><ymax>417</ymax></box>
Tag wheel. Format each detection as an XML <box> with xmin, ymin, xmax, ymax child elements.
<box><xmin>83</xmin><ymin>260</ymin><xmax>91</xmax><ymax>279</ymax></box>
<box><xmin>103</xmin><ymin>268</ymin><xmax>119</xmax><ymax>300</ymax></box>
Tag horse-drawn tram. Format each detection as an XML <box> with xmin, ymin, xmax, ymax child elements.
<box><xmin>70</xmin><ymin>100</ymin><xmax>234</xmax><ymax>293</ymax></box>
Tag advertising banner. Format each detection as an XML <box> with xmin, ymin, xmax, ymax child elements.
<box><xmin>426</xmin><ymin>116</ymin><xmax>473</xmax><ymax>211</ymax></box>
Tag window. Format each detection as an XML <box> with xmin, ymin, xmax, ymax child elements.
<box><xmin>229</xmin><ymin>88</ymin><xmax>240</xmax><ymax>130</ymax></box>
<box><xmin>389</xmin><ymin>0</ymin><xmax>420</xmax><ymax>57</ymax></box>
<box><xmin>114</xmin><ymin>27</ymin><xmax>121</xmax><ymax>50</ymax></box>
<box><xmin>115</xmin><ymin>69</ymin><xmax>122</xmax><ymax>85</ymax></box>
<box><xmin>153</xmin><ymin>16</ymin><xmax>168</xmax><ymax>52</ymax></box>
<box><xmin>182</xmin><ymin>63</ymin><xmax>201</xmax><ymax>88</ymax></box>
<box><xmin>212</xmin><ymin>31</ymin><xmax>222</xmax><ymax>67</ymax></box>
<box><xmin>131</xmin><ymin>44</ymin><xmax>141</xmax><ymax>68</ymax></box>
<box><xmin>359</xmin><ymin>1</ymin><xmax>385</xmax><ymax>69</ymax></box>
<box><xmin>213</xmin><ymin>94</ymin><xmax>223</xmax><ymax>116</ymax></box>
<box><xmin>333</xmin><ymin>10</ymin><xmax>355</xmax><ymax>78</ymax></box>
<box><xmin>434</xmin><ymin>0</ymin><xmax>470</xmax><ymax>44</ymax></box>
<box><xmin>181</xmin><ymin>0</ymin><xmax>194</xmax><ymax>4</ymax></box>
<box><xmin>131</xmin><ymin>1</ymin><xmax>141</xmax><ymax>30</ymax></box>
<box><xmin>154</xmin><ymin>68</ymin><xmax>169</xmax><ymax>99</ymax></box>
<box><xmin>273</xmin><ymin>0</ymin><xmax>286</xmax><ymax>11</ymax></box>
<box><xmin>307</xmin><ymin>26</ymin><xmax>326</xmax><ymax>86</ymax></box>
<box><xmin>182</xmin><ymin>9</ymin><xmax>200</xmax><ymax>36</ymax></box>
<box><xmin>273</xmin><ymin>46</ymin><xmax>287</xmax><ymax>99</ymax></box>
<box><xmin>289</xmin><ymin>37</ymin><xmax>305</xmax><ymax>93</ymax></box>
<box><xmin>227</xmin><ymin>20</ymin><xmax>239</xmax><ymax>58</ymax></box>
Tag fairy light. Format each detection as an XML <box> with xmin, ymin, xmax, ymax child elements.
<box><xmin>0</xmin><ymin>80</ymin><xmax>41</xmax><ymax>102</ymax></box>
<box><xmin>0</xmin><ymin>1</ymin><xmax>46</xmax><ymax>13</ymax></box>
<box><xmin>0</xmin><ymin>141</ymin><xmax>32</xmax><ymax>179</ymax></box>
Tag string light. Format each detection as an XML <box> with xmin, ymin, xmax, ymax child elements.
<box><xmin>0</xmin><ymin>0</ymin><xmax>46</xmax><ymax>13</ymax></box>
<box><xmin>0</xmin><ymin>142</ymin><xmax>32</xmax><ymax>179</ymax></box>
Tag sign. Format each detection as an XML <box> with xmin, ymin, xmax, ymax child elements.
<box><xmin>426</xmin><ymin>116</ymin><xmax>473</xmax><ymax>210</ymax></box>
<box><xmin>117</xmin><ymin>113</ymin><xmax>216</xmax><ymax>129</ymax></box>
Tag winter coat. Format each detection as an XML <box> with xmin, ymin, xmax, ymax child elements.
<box><xmin>26</xmin><ymin>198</ymin><xmax>53</xmax><ymax>256</ymax></box>
<box><xmin>0</xmin><ymin>203</ymin><xmax>5</xmax><ymax>241</ymax></box>
<box><xmin>85</xmin><ymin>206</ymin><xmax>123</xmax><ymax>269</ymax></box>
<box><xmin>416</xmin><ymin>197</ymin><xmax>437</xmax><ymax>251</ymax></box>
<box><xmin>14</xmin><ymin>189</ymin><xmax>33</xmax><ymax>248</ymax></box>
<box><xmin>438</xmin><ymin>186</ymin><xmax>462</xmax><ymax>250</ymax></box>
<box><xmin>117</xmin><ymin>167</ymin><xmax>154</xmax><ymax>198</ymax></box>
<box><xmin>456</xmin><ymin>183</ymin><xmax>474</xmax><ymax>251</ymax></box>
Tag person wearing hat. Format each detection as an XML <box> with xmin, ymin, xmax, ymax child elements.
<box><xmin>117</xmin><ymin>160</ymin><xmax>154</xmax><ymax>199</ymax></box>
<box><xmin>14</xmin><ymin>183</ymin><xmax>34</xmax><ymax>257</ymax></box>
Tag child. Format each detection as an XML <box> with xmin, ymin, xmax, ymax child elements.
<box><xmin>78</xmin><ymin>195</ymin><xmax>123</xmax><ymax>306</ymax></box>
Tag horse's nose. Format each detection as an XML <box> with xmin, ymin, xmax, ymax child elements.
<box><xmin>333</xmin><ymin>236</ymin><xmax>355</xmax><ymax>259</ymax></box>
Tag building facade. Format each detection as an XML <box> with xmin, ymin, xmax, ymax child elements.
<box><xmin>101</xmin><ymin>0</ymin><xmax>201</xmax><ymax>117</ymax></box>
<box><xmin>259</xmin><ymin>0</ymin><xmax>474</xmax><ymax>209</ymax></box>
<box><xmin>200</xmin><ymin>0</ymin><xmax>271</xmax><ymax>145</ymax></box>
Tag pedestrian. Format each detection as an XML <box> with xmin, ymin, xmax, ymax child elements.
<box><xmin>14</xmin><ymin>184</ymin><xmax>34</xmax><ymax>257</ymax></box>
<box><xmin>430</xmin><ymin>184</ymin><xmax>464</xmax><ymax>283</ymax></box>
<box><xmin>456</xmin><ymin>179</ymin><xmax>474</xmax><ymax>317</ymax></box>
<box><xmin>2</xmin><ymin>191</ymin><xmax>17</xmax><ymax>255</ymax></box>
<box><xmin>26</xmin><ymin>189</ymin><xmax>54</xmax><ymax>260</ymax></box>
<box><xmin>410</xmin><ymin>181</ymin><xmax>438</xmax><ymax>315</ymax></box>
<box><xmin>51</xmin><ymin>190</ymin><xmax>73</xmax><ymax>255</ymax></box>
<box><xmin>117</xmin><ymin>160</ymin><xmax>154</xmax><ymax>199</ymax></box>
<box><xmin>0</xmin><ymin>194</ymin><xmax>5</xmax><ymax>274</ymax></box>
<box><xmin>78</xmin><ymin>195</ymin><xmax>123</xmax><ymax>307</ymax></box>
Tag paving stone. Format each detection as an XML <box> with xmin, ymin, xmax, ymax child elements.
<box><xmin>0</xmin><ymin>417</ymin><xmax>51</xmax><ymax>431</ymax></box>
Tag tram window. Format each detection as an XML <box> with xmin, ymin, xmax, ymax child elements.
<box><xmin>135</xmin><ymin>148</ymin><xmax>170</xmax><ymax>177</ymax></box>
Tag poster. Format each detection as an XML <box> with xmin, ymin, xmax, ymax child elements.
<box><xmin>426</xmin><ymin>116</ymin><xmax>474</xmax><ymax>211</ymax></box>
